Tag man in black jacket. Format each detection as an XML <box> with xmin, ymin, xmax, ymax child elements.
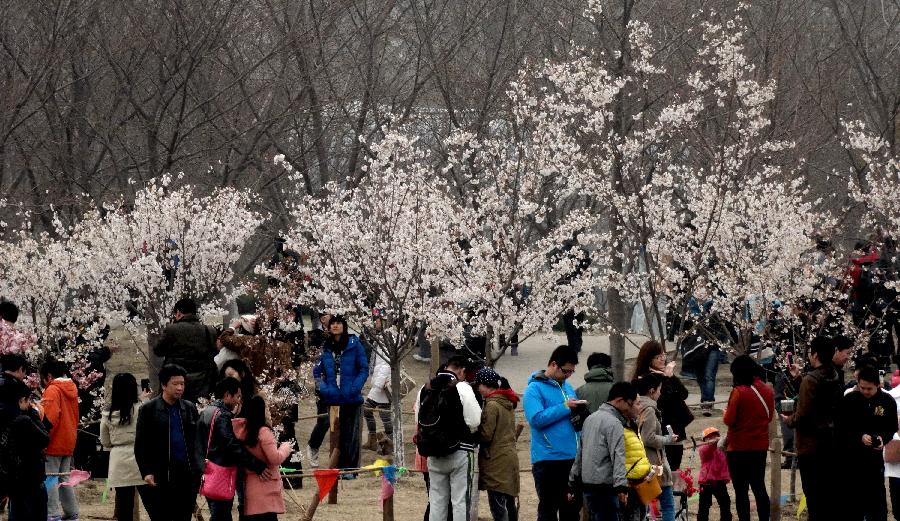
<box><xmin>135</xmin><ymin>364</ymin><xmax>203</xmax><ymax>521</ymax></box>
<box><xmin>838</xmin><ymin>365</ymin><xmax>898</xmax><ymax>521</ymax></box>
<box><xmin>154</xmin><ymin>298</ymin><xmax>218</xmax><ymax>403</ymax></box>
<box><xmin>199</xmin><ymin>377</ymin><xmax>270</xmax><ymax>521</ymax></box>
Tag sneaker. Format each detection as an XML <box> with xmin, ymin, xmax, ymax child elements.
<box><xmin>412</xmin><ymin>354</ymin><xmax>431</xmax><ymax>363</ymax></box>
<box><xmin>701</xmin><ymin>404</ymin><xmax>713</xmax><ymax>417</ymax></box>
<box><xmin>306</xmin><ymin>445</ymin><xmax>320</xmax><ymax>468</ymax></box>
<box><xmin>48</xmin><ymin>517</ymin><xmax>62</xmax><ymax>521</ymax></box>
<box><xmin>341</xmin><ymin>473</ymin><xmax>357</xmax><ymax>480</ymax></box>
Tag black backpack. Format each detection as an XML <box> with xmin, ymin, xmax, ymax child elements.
<box><xmin>416</xmin><ymin>377</ymin><xmax>464</xmax><ymax>458</ymax></box>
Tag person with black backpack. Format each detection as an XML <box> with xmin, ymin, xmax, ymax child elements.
<box><xmin>416</xmin><ymin>357</ymin><xmax>482</xmax><ymax>521</ymax></box>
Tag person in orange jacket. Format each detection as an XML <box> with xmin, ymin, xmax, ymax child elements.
<box><xmin>41</xmin><ymin>360</ymin><xmax>80</xmax><ymax>521</ymax></box>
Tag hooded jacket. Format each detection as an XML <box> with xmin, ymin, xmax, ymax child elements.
<box><xmin>313</xmin><ymin>334</ymin><xmax>369</xmax><ymax>405</ymax></box>
<box><xmin>576</xmin><ymin>367</ymin><xmax>614</xmax><ymax>414</ymax></box>
<box><xmin>524</xmin><ymin>370</ymin><xmax>578</xmax><ymax>463</ymax></box>
<box><xmin>569</xmin><ymin>402</ymin><xmax>629</xmax><ymax>493</ymax></box>
<box><xmin>366</xmin><ymin>350</ymin><xmax>391</xmax><ymax>404</ymax></box>
<box><xmin>477</xmin><ymin>391</ymin><xmax>520</xmax><ymax>496</ymax></box>
<box><xmin>43</xmin><ymin>377</ymin><xmax>79</xmax><ymax>456</ymax></box>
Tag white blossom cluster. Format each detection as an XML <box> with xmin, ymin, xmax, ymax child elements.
<box><xmin>844</xmin><ymin>120</ymin><xmax>900</xmax><ymax>238</ymax></box>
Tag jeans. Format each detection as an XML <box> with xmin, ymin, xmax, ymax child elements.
<box><xmin>363</xmin><ymin>398</ymin><xmax>393</xmax><ymax>435</ymax></box>
<box><xmin>726</xmin><ymin>451</ymin><xmax>769</xmax><ymax>521</ymax></box>
<box><xmin>532</xmin><ymin>459</ymin><xmax>581</xmax><ymax>521</ymax></box>
<box><xmin>428</xmin><ymin>450</ymin><xmax>471</xmax><ymax>521</ymax></box>
<box><xmin>582</xmin><ymin>487</ymin><xmax>619</xmax><ymax>521</ymax></box>
<box><xmin>658</xmin><ymin>485</ymin><xmax>676</xmax><ymax>521</ymax></box>
<box><xmin>487</xmin><ymin>490</ymin><xmax>518</xmax><ymax>521</ymax></box>
<box><xmin>8</xmin><ymin>483</ymin><xmax>47</xmax><ymax>521</ymax></box>
<box><xmin>46</xmin><ymin>455</ymin><xmax>79</xmax><ymax>519</ymax></box>
<box><xmin>697</xmin><ymin>349</ymin><xmax>720</xmax><ymax>404</ymax></box>
<box><xmin>208</xmin><ymin>497</ymin><xmax>234</xmax><ymax>521</ymax></box>
<box><xmin>697</xmin><ymin>481</ymin><xmax>732</xmax><ymax>521</ymax></box>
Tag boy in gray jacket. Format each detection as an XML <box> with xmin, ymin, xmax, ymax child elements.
<box><xmin>569</xmin><ymin>382</ymin><xmax>637</xmax><ymax>521</ymax></box>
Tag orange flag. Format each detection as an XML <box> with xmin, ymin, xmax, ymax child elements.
<box><xmin>313</xmin><ymin>469</ymin><xmax>341</xmax><ymax>501</ymax></box>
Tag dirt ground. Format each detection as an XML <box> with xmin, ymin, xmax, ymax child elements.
<box><xmin>76</xmin><ymin>328</ymin><xmax>808</xmax><ymax>520</ymax></box>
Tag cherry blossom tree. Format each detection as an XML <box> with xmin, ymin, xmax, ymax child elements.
<box><xmin>71</xmin><ymin>174</ymin><xmax>265</xmax><ymax>387</ymax></box>
<box><xmin>493</xmin><ymin>4</ymin><xmax>840</xmax><ymax>368</ymax></box>
<box><xmin>845</xmin><ymin>120</ymin><xmax>900</xmax><ymax>238</ymax></box>
<box><xmin>267</xmin><ymin>133</ymin><xmax>460</xmax><ymax>466</ymax></box>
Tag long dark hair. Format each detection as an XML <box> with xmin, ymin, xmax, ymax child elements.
<box><xmin>730</xmin><ymin>355</ymin><xmax>761</xmax><ymax>387</ymax></box>
<box><xmin>632</xmin><ymin>340</ymin><xmax>664</xmax><ymax>381</ymax></box>
<box><xmin>327</xmin><ymin>315</ymin><xmax>349</xmax><ymax>351</ymax></box>
<box><xmin>243</xmin><ymin>394</ymin><xmax>269</xmax><ymax>447</ymax></box>
<box><xmin>219</xmin><ymin>359</ymin><xmax>257</xmax><ymax>401</ymax></box>
<box><xmin>108</xmin><ymin>373</ymin><xmax>139</xmax><ymax>425</ymax></box>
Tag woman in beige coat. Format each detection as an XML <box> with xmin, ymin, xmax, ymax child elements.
<box><xmin>100</xmin><ymin>373</ymin><xmax>146</xmax><ymax>520</ymax></box>
<box><xmin>636</xmin><ymin>373</ymin><xmax>679</xmax><ymax>521</ymax></box>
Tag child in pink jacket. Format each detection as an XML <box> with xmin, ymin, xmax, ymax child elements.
<box><xmin>697</xmin><ymin>427</ymin><xmax>732</xmax><ymax>521</ymax></box>
<box><xmin>233</xmin><ymin>395</ymin><xmax>294</xmax><ymax>519</ymax></box>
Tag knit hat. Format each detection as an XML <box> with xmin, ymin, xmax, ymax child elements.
<box><xmin>702</xmin><ymin>427</ymin><xmax>720</xmax><ymax>440</ymax></box>
<box><xmin>474</xmin><ymin>367</ymin><xmax>503</xmax><ymax>388</ymax></box>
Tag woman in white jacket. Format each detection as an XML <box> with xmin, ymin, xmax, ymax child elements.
<box><xmin>363</xmin><ymin>347</ymin><xmax>393</xmax><ymax>453</ymax></box>
<box><xmin>100</xmin><ymin>373</ymin><xmax>146</xmax><ymax>521</ymax></box>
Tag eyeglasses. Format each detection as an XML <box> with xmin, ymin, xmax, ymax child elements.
<box><xmin>561</xmin><ymin>368</ymin><xmax>576</xmax><ymax>375</ymax></box>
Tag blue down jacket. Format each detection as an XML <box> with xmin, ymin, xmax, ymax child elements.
<box><xmin>314</xmin><ymin>335</ymin><xmax>369</xmax><ymax>405</ymax></box>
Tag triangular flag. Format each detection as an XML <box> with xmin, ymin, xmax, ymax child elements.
<box><xmin>61</xmin><ymin>469</ymin><xmax>91</xmax><ymax>487</ymax></box>
<box><xmin>314</xmin><ymin>469</ymin><xmax>341</xmax><ymax>501</ymax></box>
<box><xmin>379</xmin><ymin>475</ymin><xmax>394</xmax><ymax>510</ymax></box>
<box><xmin>796</xmin><ymin>495</ymin><xmax>807</xmax><ymax>519</ymax></box>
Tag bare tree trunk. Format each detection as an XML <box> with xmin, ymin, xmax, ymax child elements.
<box><xmin>389</xmin><ymin>361</ymin><xmax>406</xmax><ymax>467</ymax></box>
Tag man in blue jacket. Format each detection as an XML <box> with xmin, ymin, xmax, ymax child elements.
<box><xmin>524</xmin><ymin>345</ymin><xmax>583</xmax><ymax>521</ymax></box>
<box><xmin>312</xmin><ymin>316</ymin><xmax>369</xmax><ymax>470</ymax></box>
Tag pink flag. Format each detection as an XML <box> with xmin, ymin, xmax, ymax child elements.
<box><xmin>61</xmin><ymin>469</ymin><xmax>91</xmax><ymax>487</ymax></box>
<box><xmin>379</xmin><ymin>475</ymin><xmax>394</xmax><ymax>510</ymax></box>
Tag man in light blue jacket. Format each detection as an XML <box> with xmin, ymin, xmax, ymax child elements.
<box><xmin>524</xmin><ymin>345</ymin><xmax>584</xmax><ymax>521</ymax></box>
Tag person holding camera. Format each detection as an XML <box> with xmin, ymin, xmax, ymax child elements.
<box><xmin>837</xmin><ymin>365</ymin><xmax>898</xmax><ymax>521</ymax></box>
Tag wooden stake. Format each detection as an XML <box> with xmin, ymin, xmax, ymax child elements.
<box><xmin>303</xmin><ymin>406</ymin><xmax>342</xmax><ymax>521</ymax></box>
<box><xmin>383</xmin><ymin>492</ymin><xmax>395</xmax><ymax>521</ymax></box>
<box><xmin>769</xmin><ymin>414</ymin><xmax>782</xmax><ymax>521</ymax></box>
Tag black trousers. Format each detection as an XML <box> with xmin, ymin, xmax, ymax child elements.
<box><xmin>8</xmin><ymin>483</ymin><xmax>47</xmax><ymax>521</ymax></box>
<box><xmin>308</xmin><ymin>400</ymin><xmax>330</xmax><ymax>450</ymax></box>
<box><xmin>697</xmin><ymin>481</ymin><xmax>731</xmax><ymax>521</ymax></box>
<box><xmin>114</xmin><ymin>486</ymin><xmax>140</xmax><ymax>520</ymax></box>
<box><xmin>337</xmin><ymin>403</ymin><xmax>362</xmax><ymax>469</ymax></box>
<box><xmin>846</xmin><ymin>467</ymin><xmax>887</xmax><ymax>521</ymax></box>
<box><xmin>562</xmin><ymin>310</ymin><xmax>584</xmax><ymax>352</ymax></box>
<box><xmin>532</xmin><ymin>459</ymin><xmax>581</xmax><ymax>521</ymax></box>
<box><xmin>726</xmin><ymin>451</ymin><xmax>769</xmax><ymax>521</ymax></box>
<box><xmin>137</xmin><ymin>470</ymin><xmax>199</xmax><ymax>521</ymax></box>
<box><xmin>798</xmin><ymin>454</ymin><xmax>835</xmax><ymax>521</ymax></box>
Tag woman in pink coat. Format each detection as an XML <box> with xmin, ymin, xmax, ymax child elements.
<box><xmin>233</xmin><ymin>395</ymin><xmax>294</xmax><ymax>519</ymax></box>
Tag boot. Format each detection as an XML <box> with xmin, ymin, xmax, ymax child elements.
<box><xmin>379</xmin><ymin>434</ymin><xmax>394</xmax><ymax>456</ymax></box>
<box><xmin>364</xmin><ymin>432</ymin><xmax>378</xmax><ymax>451</ymax></box>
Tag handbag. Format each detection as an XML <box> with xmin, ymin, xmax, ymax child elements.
<box><xmin>633</xmin><ymin>473</ymin><xmax>663</xmax><ymax>505</ymax></box>
<box><xmin>885</xmin><ymin>439</ymin><xmax>900</xmax><ymax>464</ymax></box>
<box><xmin>199</xmin><ymin>408</ymin><xmax>238</xmax><ymax>501</ymax></box>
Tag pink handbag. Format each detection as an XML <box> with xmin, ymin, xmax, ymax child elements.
<box><xmin>199</xmin><ymin>408</ymin><xmax>238</xmax><ymax>501</ymax></box>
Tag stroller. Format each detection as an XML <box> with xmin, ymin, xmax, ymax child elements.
<box><xmin>646</xmin><ymin>437</ymin><xmax>698</xmax><ymax>521</ymax></box>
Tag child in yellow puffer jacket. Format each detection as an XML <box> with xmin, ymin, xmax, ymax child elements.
<box><xmin>623</xmin><ymin>425</ymin><xmax>652</xmax><ymax>520</ymax></box>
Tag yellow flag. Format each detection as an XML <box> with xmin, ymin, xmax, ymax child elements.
<box><xmin>796</xmin><ymin>495</ymin><xmax>806</xmax><ymax>519</ymax></box>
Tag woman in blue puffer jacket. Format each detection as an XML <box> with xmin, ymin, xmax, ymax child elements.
<box><xmin>313</xmin><ymin>315</ymin><xmax>369</xmax><ymax>469</ymax></box>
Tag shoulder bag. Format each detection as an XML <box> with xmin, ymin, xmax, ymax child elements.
<box><xmin>199</xmin><ymin>408</ymin><xmax>238</xmax><ymax>501</ymax></box>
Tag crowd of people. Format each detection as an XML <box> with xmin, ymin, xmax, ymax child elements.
<box><xmin>1</xmin><ymin>268</ymin><xmax>900</xmax><ymax>521</ymax></box>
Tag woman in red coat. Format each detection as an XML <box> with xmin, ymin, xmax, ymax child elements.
<box><xmin>723</xmin><ymin>355</ymin><xmax>775</xmax><ymax>521</ymax></box>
